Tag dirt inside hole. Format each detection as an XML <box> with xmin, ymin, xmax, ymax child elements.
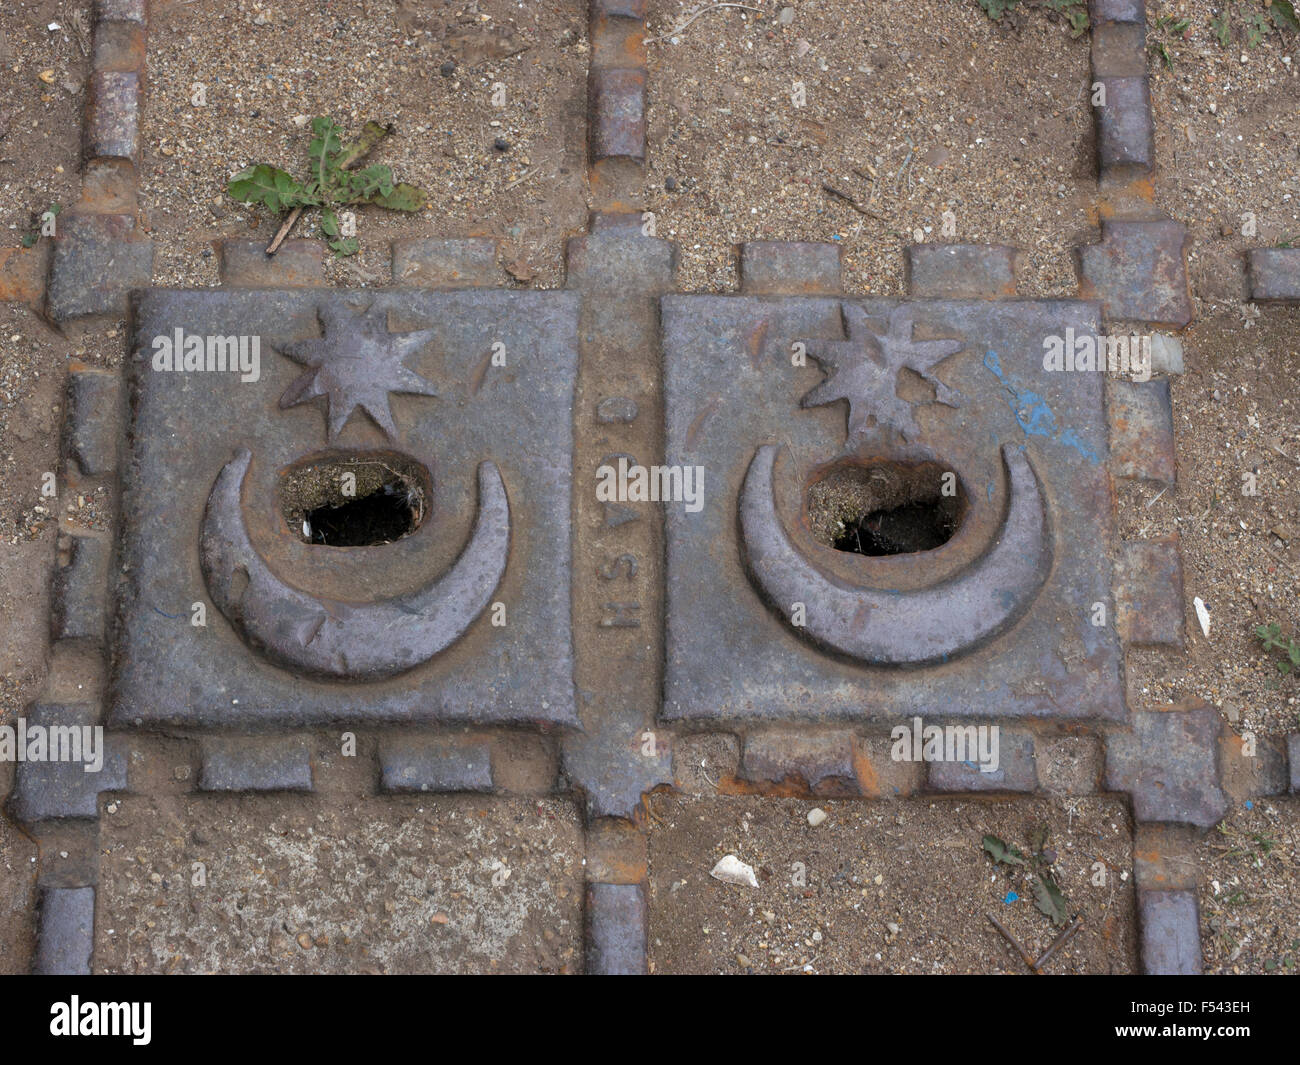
<box><xmin>279</xmin><ymin>454</ymin><xmax>429</xmax><ymax>547</ymax></box>
<box><xmin>807</xmin><ymin>461</ymin><xmax>962</xmax><ymax>557</ymax></box>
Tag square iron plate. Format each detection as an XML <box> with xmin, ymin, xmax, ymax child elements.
<box><xmin>111</xmin><ymin>289</ymin><xmax>578</xmax><ymax>729</ymax></box>
<box><xmin>662</xmin><ymin>295</ymin><xmax>1125</xmax><ymax>725</ymax></box>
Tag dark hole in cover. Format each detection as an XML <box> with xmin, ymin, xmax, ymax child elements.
<box><xmin>807</xmin><ymin>460</ymin><xmax>962</xmax><ymax>557</ymax></box>
<box><xmin>305</xmin><ymin>481</ymin><xmax>420</xmax><ymax>546</ymax></box>
<box><xmin>280</xmin><ymin>453</ymin><xmax>429</xmax><ymax>547</ymax></box>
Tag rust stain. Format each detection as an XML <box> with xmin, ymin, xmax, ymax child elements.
<box><xmin>469</xmin><ymin>346</ymin><xmax>494</xmax><ymax>396</ymax></box>
<box><xmin>717</xmin><ymin>773</ymin><xmax>812</xmax><ymax>798</ymax></box>
<box><xmin>852</xmin><ymin>741</ymin><xmax>881</xmax><ymax>797</ymax></box>
<box><xmin>0</xmin><ymin>246</ymin><xmax>47</xmax><ymax>303</ymax></box>
<box><xmin>746</xmin><ymin>317</ymin><xmax>769</xmax><ymax>371</ymax></box>
<box><xmin>685</xmin><ymin>394</ymin><xmax>721</xmax><ymax>449</ymax></box>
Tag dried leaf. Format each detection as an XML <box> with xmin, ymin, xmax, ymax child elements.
<box><xmin>1033</xmin><ymin>874</ymin><xmax>1068</xmax><ymax>926</ymax></box>
<box><xmin>983</xmin><ymin>835</ymin><xmax>1027</xmax><ymax>866</ymax></box>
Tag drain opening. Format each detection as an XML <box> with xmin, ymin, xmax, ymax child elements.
<box><xmin>280</xmin><ymin>454</ymin><xmax>429</xmax><ymax>547</ymax></box>
<box><xmin>807</xmin><ymin>461</ymin><xmax>962</xmax><ymax>557</ymax></box>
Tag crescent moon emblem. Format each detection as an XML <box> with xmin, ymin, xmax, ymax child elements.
<box><xmin>739</xmin><ymin>443</ymin><xmax>1051</xmax><ymax>666</ymax></box>
<box><xmin>200</xmin><ymin>448</ymin><xmax>509</xmax><ymax>681</ymax></box>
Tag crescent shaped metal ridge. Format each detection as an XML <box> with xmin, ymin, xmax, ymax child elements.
<box><xmin>200</xmin><ymin>448</ymin><xmax>509</xmax><ymax>681</ymax></box>
<box><xmin>739</xmin><ymin>442</ymin><xmax>1051</xmax><ymax>666</ymax></box>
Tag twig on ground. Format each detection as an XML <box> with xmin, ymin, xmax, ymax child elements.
<box><xmin>895</xmin><ymin>136</ymin><xmax>914</xmax><ymax>191</ymax></box>
<box><xmin>1033</xmin><ymin>916</ymin><xmax>1083</xmax><ymax>971</ymax></box>
<box><xmin>644</xmin><ymin>4</ymin><xmax>765</xmax><ymax>46</ymax></box>
<box><xmin>821</xmin><ymin>183</ymin><xmax>891</xmax><ymax>225</ymax></box>
<box><xmin>266</xmin><ymin>206</ymin><xmax>303</xmax><ymax>254</ymax></box>
<box><xmin>504</xmin><ymin>167</ymin><xmax>539</xmax><ymax>191</ymax></box>
<box><xmin>986</xmin><ymin>913</ymin><xmax>1038</xmax><ymax>972</ymax></box>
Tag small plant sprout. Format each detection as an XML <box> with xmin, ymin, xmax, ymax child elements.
<box><xmin>1255</xmin><ymin>622</ymin><xmax>1300</xmax><ymax>675</ymax></box>
<box><xmin>226</xmin><ymin>117</ymin><xmax>427</xmax><ymax>257</ymax></box>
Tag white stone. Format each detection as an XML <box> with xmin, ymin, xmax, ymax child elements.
<box><xmin>1150</xmin><ymin>334</ymin><xmax>1184</xmax><ymax>375</ymax></box>
<box><xmin>710</xmin><ymin>854</ymin><xmax>759</xmax><ymax>888</ymax></box>
<box><xmin>1194</xmin><ymin>597</ymin><xmax>1211</xmax><ymax>638</ymax></box>
<box><xmin>807</xmin><ymin>807</ymin><xmax>828</xmax><ymax>827</ymax></box>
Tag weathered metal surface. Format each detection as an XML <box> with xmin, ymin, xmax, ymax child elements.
<box><xmin>1090</xmin><ymin>21</ymin><xmax>1147</xmax><ymax>78</ymax></box>
<box><xmin>8</xmin><ymin>704</ymin><xmax>127</xmax><ymax>823</ymax></box>
<box><xmin>1107</xmin><ymin>377</ymin><xmax>1175</xmax><ymax>485</ymax></box>
<box><xmin>739</xmin><ymin>442</ymin><xmax>1051</xmax><ymax>665</ymax></box>
<box><xmin>741</xmin><ymin>241</ymin><xmax>842</xmax><ymax>295</ymax></box>
<box><xmin>198</xmin><ymin>736</ymin><xmax>313</xmax><ymax>792</ymax></box>
<box><xmin>1078</xmin><ymin>220</ymin><xmax>1192</xmax><ymax>327</ymax></box>
<box><xmin>51</xmin><ymin>533</ymin><xmax>111</xmax><ymax>642</ymax></box>
<box><xmin>201</xmin><ymin>451</ymin><xmax>508</xmax><ymax>681</ymax></box>
<box><xmin>84</xmin><ymin>70</ymin><xmax>141</xmax><ymax>163</ymax></box>
<box><xmin>96</xmin><ymin>0</ymin><xmax>147</xmax><ymax>22</ymax></box>
<box><xmin>1114</xmin><ymin>538</ymin><xmax>1185</xmax><ymax>648</ymax></box>
<box><xmin>589</xmin><ymin>68</ymin><xmax>646</xmax><ymax>162</ymax></box>
<box><xmin>378</xmin><ymin>735</ymin><xmax>494</xmax><ymax>793</ymax></box>
<box><xmin>219</xmin><ymin>239</ymin><xmax>324</xmax><ymax>287</ymax></box>
<box><xmin>1248</xmin><ymin>248</ymin><xmax>1300</xmax><ymax>302</ymax></box>
<box><xmin>1105</xmin><ymin>706</ymin><xmax>1228</xmax><ymax>828</ymax></box>
<box><xmin>33</xmin><ymin>887</ymin><xmax>95</xmax><ymax>976</ymax></box>
<box><xmin>562</xmin><ymin>226</ymin><xmax>675</xmax><ymax>821</ymax></box>
<box><xmin>585</xmin><ymin>883</ymin><xmax>647</xmax><ymax>975</ymax></box>
<box><xmin>906</xmin><ymin>244</ymin><xmax>1017</xmax><ymax>299</ymax></box>
<box><xmin>663</xmin><ymin>295</ymin><xmax>1126</xmax><ymax>723</ymax></box>
<box><xmin>93</xmin><ymin>19</ymin><xmax>147</xmax><ymax>73</ymax></box>
<box><xmin>927</xmin><ymin>730</ymin><xmax>1037</xmax><ymax>793</ymax></box>
<box><xmin>47</xmin><ymin>212</ymin><xmax>153</xmax><ymax>320</ymax></box>
<box><xmin>1093</xmin><ymin>76</ymin><xmax>1154</xmax><ymax>176</ymax></box>
<box><xmin>391</xmin><ymin>238</ymin><xmax>502</xmax><ymax>289</ymax></box>
<box><xmin>112</xmin><ymin>289</ymin><xmax>579</xmax><ymax>728</ymax></box>
<box><xmin>1138</xmin><ymin>890</ymin><xmax>1202</xmax><ymax>975</ymax></box>
<box><xmin>739</xmin><ymin>731</ymin><xmax>856</xmax><ymax>790</ymax></box>
<box><xmin>63</xmin><ymin>369</ymin><xmax>120</xmax><ymax>476</ymax></box>
<box><xmin>1090</xmin><ymin>0</ymin><xmax>1145</xmax><ymax>22</ymax></box>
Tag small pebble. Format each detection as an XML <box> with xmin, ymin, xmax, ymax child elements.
<box><xmin>710</xmin><ymin>854</ymin><xmax>759</xmax><ymax>888</ymax></box>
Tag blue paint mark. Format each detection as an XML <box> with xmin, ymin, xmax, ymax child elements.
<box><xmin>1003</xmin><ymin>891</ymin><xmax>1019</xmax><ymax>904</ymax></box>
<box><xmin>1245</xmin><ymin>800</ymin><xmax>1254</xmax><ymax>811</ymax></box>
<box><xmin>982</xmin><ymin>349</ymin><xmax>1101</xmax><ymax>464</ymax></box>
<box><xmin>152</xmin><ymin>605</ymin><xmax>182</xmax><ymax>619</ymax></box>
<box><xmin>986</xmin><ymin>481</ymin><xmax>995</xmax><ymax>502</ymax></box>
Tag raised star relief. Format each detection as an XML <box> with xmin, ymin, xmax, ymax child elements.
<box><xmin>277</xmin><ymin>303</ymin><xmax>438</xmax><ymax>442</ymax></box>
<box><xmin>801</xmin><ymin>304</ymin><xmax>964</xmax><ymax>444</ymax></box>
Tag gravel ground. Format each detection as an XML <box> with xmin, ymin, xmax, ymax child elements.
<box><xmin>1148</xmin><ymin>0</ymin><xmax>1300</xmax><ymax>256</ymax></box>
<box><xmin>643</xmin><ymin>0</ymin><xmax>1095</xmax><ymax>295</ymax></box>
<box><xmin>648</xmin><ymin>793</ymin><xmax>1136</xmax><ymax>974</ymax></box>
<box><xmin>0</xmin><ymin>0</ymin><xmax>87</xmax><ymax>239</ymax></box>
<box><xmin>1198</xmin><ymin>796</ymin><xmax>1300</xmax><ymax>975</ymax></box>
<box><xmin>1121</xmin><ymin>306</ymin><xmax>1300</xmax><ymax>740</ymax></box>
<box><xmin>140</xmin><ymin>0</ymin><xmax>588</xmax><ymax>289</ymax></box>
<box><xmin>97</xmin><ymin>790</ymin><xmax>584</xmax><ymax>974</ymax></box>
<box><xmin>0</xmin><ymin>0</ymin><xmax>1297</xmax><ymax>977</ymax></box>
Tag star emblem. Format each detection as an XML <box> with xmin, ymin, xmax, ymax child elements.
<box><xmin>801</xmin><ymin>304</ymin><xmax>964</xmax><ymax>444</ymax></box>
<box><xmin>277</xmin><ymin>303</ymin><xmax>438</xmax><ymax>442</ymax></box>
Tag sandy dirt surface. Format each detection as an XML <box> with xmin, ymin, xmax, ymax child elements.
<box><xmin>643</xmin><ymin>0</ymin><xmax>1095</xmax><ymax>295</ymax></box>
<box><xmin>647</xmin><ymin>793</ymin><xmax>1136</xmax><ymax>974</ymax></box>
<box><xmin>140</xmin><ymin>0</ymin><xmax>589</xmax><ymax>288</ymax></box>
<box><xmin>97</xmin><ymin>790</ymin><xmax>584</xmax><ymax>974</ymax></box>
<box><xmin>0</xmin><ymin>0</ymin><xmax>1297</xmax><ymax>977</ymax></box>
